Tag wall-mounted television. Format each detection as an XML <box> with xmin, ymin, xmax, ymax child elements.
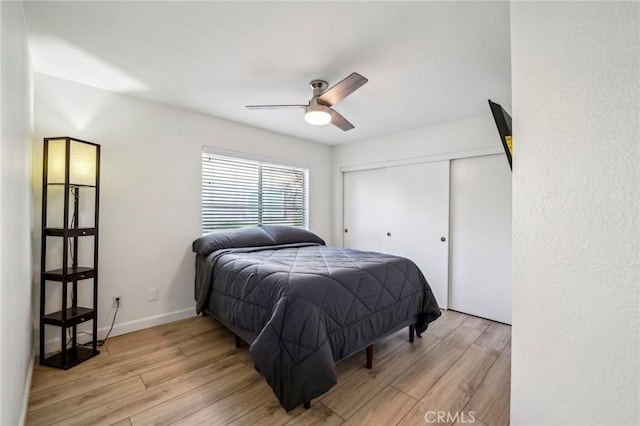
<box><xmin>488</xmin><ymin>99</ymin><xmax>512</xmax><ymax>170</ymax></box>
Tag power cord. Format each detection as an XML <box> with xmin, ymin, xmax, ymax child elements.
<box><xmin>92</xmin><ymin>299</ymin><xmax>120</xmax><ymax>346</ymax></box>
<box><xmin>65</xmin><ymin>298</ymin><xmax>120</xmax><ymax>348</ymax></box>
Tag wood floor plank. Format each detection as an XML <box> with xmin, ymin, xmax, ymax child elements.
<box><xmin>233</xmin><ymin>346</ymin><xmax>255</xmax><ymax>364</ymax></box>
<box><xmin>103</xmin><ymin>328</ymin><xmax>191</xmax><ymax>356</ymax></box>
<box><xmin>26</xmin><ymin>376</ymin><xmax>147</xmax><ymax>426</ymax></box>
<box><xmin>170</xmin><ymin>379</ymin><xmax>274</xmax><ymax>425</ymax></box>
<box><xmin>343</xmin><ymin>386</ymin><xmax>417</xmax><ymax>426</ymax></box>
<box><xmin>474</xmin><ymin>322</ymin><xmax>511</xmax><ymax>352</ymax></box>
<box><xmin>175</xmin><ymin>330</ymin><xmax>236</xmax><ymax>357</ymax></box>
<box><xmin>285</xmin><ymin>403</ymin><xmax>344</xmax><ymax>426</ymax></box>
<box><xmin>464</xmin><ymin>340</ymin><xmax>511</xmax><ymax>426</ymax></box>
<box><xmin>180</xmin><ymin>316</ymin><xmax>225</xmax><ymax>334</ymax></box>
<box><xmin>180</xmin><ymin>337</ymin><xmax>254</xmax><ymax>366</ymax></box>
<box><xmin>461</xmin><ymin>314</ymin><xmax>491</xmax><ymax>332</ymax></box>
<box><xmin>141</xmin><ymin>344</ymin><xmax>239</xmax><ymax>388</ymax></box>
<box><xmin>321</xmin><ymin>333</ymin><xmax>441</xmax><ymax>420</ymax></box>
<box><xmin>190</xmin><ymin>323</ymin><xmax>233</xmax><ymax>343</ymax></box>
<box><xmin>32</xmin><ymin>338</ymin><xmax>193</xmax><ymax>394</ymax></box>
<box><xmin>56</xmin><ymin>355</ymin><xmax>246</xmax><ymax>426</ymax></box>
<box><xmin>226</xmin><ymin>399</ymin><xmax>305</xmax><ymax>426</ymax></box>
<box><xmin>31</xmin><ymin>349</ymin><xmax>120</xmax><ymax>391</ymax></box>
<box><xmin>334</xmin><ymin>354</ymin><xmax>366</xmax><ymax>386</ymax></box>
<box><xmin>129</xmin><ymin>365</ymin><xmax>263</xmax><ymax>426</ymax></box>
<box><xmin>425</xmin><ymin>310</ymin><xmax>468</xmax><ymax>339</ymax></box>
<box><xmin>32</xmin><ymin>350</ymin><xmax>109</xmax><ymax>382</ymax></box>
<box><xmin>104</xmin><ymin>323</ymin><xmax>184</xmax><ymax>347</ymax></box>
<box><xmin>106</xmin><ymin>333</ymin><xmax>197</xmax><ymax>358</ymax></box>
<box><xmin>390</xmin><ymin>326</ymin><xmax>483</xmax><ymax>399</ymax></box>
<box><xmin>109</xmin><ymin>418</ymin><xmax>132</xmax><ymax>426</ymax></box>
<box><xmin>100</xmin><ymin>316</ymin><xmax>214</xmax><ymax>352</ymax></box>
<box><xmin>397</xmin><ymin>344</ymin><xmax>498</xmax><ymax>426</ymax></box>
<box><xmin>29</xmin><ymin>346</ymin><xmax>184</xmax><ymax>410</ymax></box>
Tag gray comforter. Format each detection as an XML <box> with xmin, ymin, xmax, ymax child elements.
<box><xmin>193</xmin><ymin>226</ymin><xmax>440</xmax><ymax>411</ymax></box>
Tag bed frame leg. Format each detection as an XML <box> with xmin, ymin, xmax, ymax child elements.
<box><xmin>234</xmin><ymin>334</ymin><xmax>243</xmax><ymax>348</ymax></box>
<box><xmin>304</xmin><ymin>401</ymin><xmax>311</xmax><ymax>409</ymax></box>
<box><xmin>366</xmin><ymin>344</ymin><xmax>374</xmax><ymax>369</ymax></box>
<box><xmin>409</xmin><ymin>324</ymin><xmax>415</xmax><ymax>343</ymax></box>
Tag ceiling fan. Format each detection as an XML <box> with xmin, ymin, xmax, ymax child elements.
<box><xmin>246</xmin><ymin>72</ymin><xmax>368</xmax><ymax>131</ymax></box>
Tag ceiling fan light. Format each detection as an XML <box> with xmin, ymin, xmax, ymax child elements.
<box><xmin>305</xmin><ymin>104</ymin><xmax>332</xmax><ymax>126</ymax></box>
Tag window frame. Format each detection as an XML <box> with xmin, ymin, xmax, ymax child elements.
<box><xmin>201</xmin><ymin>147</ymin><xmax>309</xmax><ymax>234</ymax></box>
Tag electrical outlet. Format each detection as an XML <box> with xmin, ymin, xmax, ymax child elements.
<box><xmin>147</xmin><ymin>288</ymin><xmax>158</xmax><ymax>302</ymax></box>
<box><xmin>112</xmin><ymin>296</ymin><xmax>122</xmax><ymax>308</ymax></box>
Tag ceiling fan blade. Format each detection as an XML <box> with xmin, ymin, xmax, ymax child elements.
<box><xmin>330</xmin><ymin>109</ymin><xmax>355</xmax><ymax>131</ymax></box>
<box><xmin>318</xmin><ymin>72</ymin><xmax>368</xmax><ymax>106</ymax></box>
<box><xmin>246</xmin><ymin>104</ymin><xmax>307</xmax><ymax>110</ymax></box>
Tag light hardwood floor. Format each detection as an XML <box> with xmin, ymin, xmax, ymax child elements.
<box><xmin>27</xmin><ymin>310</ymin><xmax>511</xmax><ymax>426</ymax></box>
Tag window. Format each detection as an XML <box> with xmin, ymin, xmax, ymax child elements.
<box><xmin>202</xmin><ymin>151</ymin><xmax>309</xmax><ymax>233</ymax></box>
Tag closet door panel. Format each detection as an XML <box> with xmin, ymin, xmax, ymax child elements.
<box><xmin>343</xmin><ymin>167</ymin><xmax>388</xmax><ymax>253</ymax></box>
<box><xmin>449</xmin><ymin>154</ymin><xmax>512</xmax><ymax>324</ymax></box>
<box><xmin>385</xmin><ymin>161</ymin><xmax>450</xmax><ymax>309</ymax></box>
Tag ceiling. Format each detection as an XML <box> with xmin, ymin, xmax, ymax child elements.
<box><xmin>23</xmin><ymin>1</ymin><xmax>511</xmax><ymax>145</ymax></box>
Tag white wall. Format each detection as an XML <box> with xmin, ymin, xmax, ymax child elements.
<box><xmin>33</xmin><ymin>74</ymin><xmax>333</xmax><ymax>350</ymax></box>
<box><xmin>511</xmin><ymin>2</ymin><xmax>639</xmax><ymax>425</ymax></box>
<box><xmin>0</xmin><ymin>1</ymin><xmax>34</xmax><ymax>425</ymax></box>
<box><xmin>332</xmin><ymin>114</ymin><xmax>504</xmax><ymax>245</ymax></box>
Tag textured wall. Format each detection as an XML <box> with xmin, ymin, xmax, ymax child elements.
<box><xmin>511</xmin><ymin>2</ymin><xmax>639</xmax><ymax>424</ymax></box>
<box><xmin>0</xmin><ymin>1</ymin><xmax>34</xmax><ymax>424</ymax></box>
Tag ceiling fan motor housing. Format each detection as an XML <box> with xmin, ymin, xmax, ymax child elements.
<box><xmin>310</xmin><ymin>80</ymin><xmax>328</xmax><ymax>98</ymax></box>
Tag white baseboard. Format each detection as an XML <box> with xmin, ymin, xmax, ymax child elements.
<box><xmin>37</xmin><ymin>306</ymin><xmax>197</xmax><ymax>355</ymax></box>
<box><xmin>19</xmin><ymin>353</ymin><xmax>35</xmax><ymax>426</ymax></box>
<box><xmin>107</xmin><ymin>307</ymin><xmax>197</xmax><ymax>338</ymax></box>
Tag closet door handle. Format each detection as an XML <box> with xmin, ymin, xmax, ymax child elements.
<box><xmin>344</xmin><ymin>228</ymin><xmax>348</xmax><ymax>233</ymax></box>
<box><xmin>386</xmin><ymin>232</ymin><xmax>392</xmax><ymax>237</ymax></box>
<box><xmin>441</xmin><ymin>236</ymin><xmax>446</xmax><ymax>242</ymax></box>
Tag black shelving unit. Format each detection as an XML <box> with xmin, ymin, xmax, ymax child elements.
<box><xmin>40</xmin><ymin>137</ymin><xmax>101</xmax><ymax>369</ymax></box>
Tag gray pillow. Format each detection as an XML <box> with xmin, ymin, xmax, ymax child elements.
<box><xmin>192</xmin><ymin>227</ymin><xmax>276</xmax><ymax>256</ymax></box>
<box><xmin>260</xmin><ymin>225</ymin><xmax>325</xmax><ymax>245</ymax></box>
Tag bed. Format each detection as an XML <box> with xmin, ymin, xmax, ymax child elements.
<box><xmin>193</xmin><ymin>225</ymin><xmax>441</xmax><ymax>411</ymax></box>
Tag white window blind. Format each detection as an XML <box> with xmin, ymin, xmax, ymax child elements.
<box><xmin>202</xmin><ymin>151</ymin><xmax>309</xmax><ymax>233</ymax></box>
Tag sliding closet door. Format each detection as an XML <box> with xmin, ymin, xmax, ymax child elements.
<box><xmin>449</xmin><ymin>154</ymin><xmax>512</xmax><ymax>324</ymax></box>
<box><xmin>343</xmin><ymin>161</ymin><xmax>450</xmax><ymax>309</ymax></box>
<box><xmin>343</xmin><ymin>167</ymin><xmax>388</xmax><ymax>253</ymax></box>
<box><xmin>385</xmin><ymin>161</ymin><xmax>450</xmax><ymax>309</ymax></box>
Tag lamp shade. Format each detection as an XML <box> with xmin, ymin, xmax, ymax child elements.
<box><xmin>47</xmin><ymin>138</ymin><xmax>97</xmax><ymax>186</ymax></box>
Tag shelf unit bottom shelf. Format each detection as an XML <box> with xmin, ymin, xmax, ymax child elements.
<box><xmin>41</xmin><ymin>346</ymin><xmax>99</xmax><ymax>370</ymax></box>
